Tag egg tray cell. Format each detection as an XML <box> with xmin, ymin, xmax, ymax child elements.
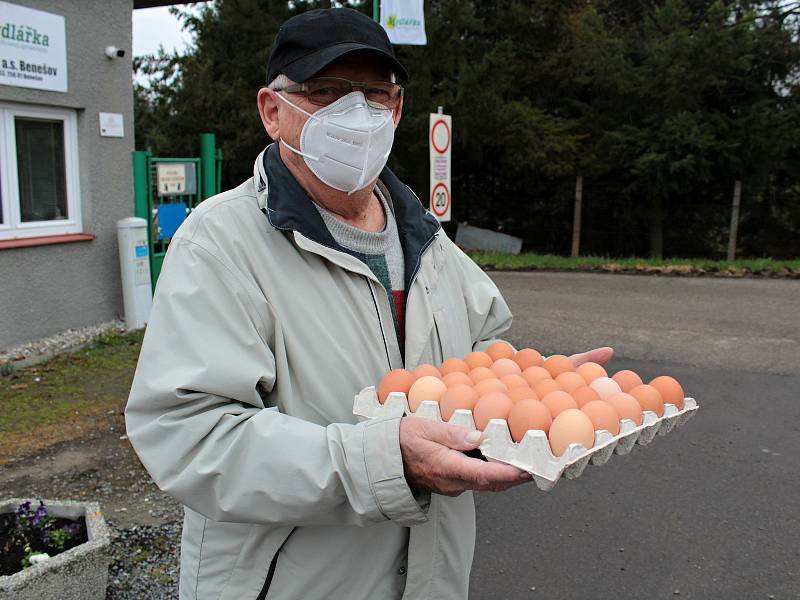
<box><xmin>353</xmin><ymin>387</ymin><xmax>699</xmax><ymax>492</ymax></box>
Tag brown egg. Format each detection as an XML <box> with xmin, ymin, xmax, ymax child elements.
<box><xmin>570</xmin><ymin>385</ymin><xmax>601</xmax><ymax>408</ymax></box>
<box><xmin>412</xmin><ymin>364</ymin><xmax>442</xmax><ymax>379</ymax></box>
<box><xmin>612</xmin><ymin>370</ymin><xmax>644</xmax><ymax>393</ymax></box>
<box><xmin>589</xmin><ymin>376</ymin><xmax>622</xmax><ymax>401</ymax></box>
<box><xmin>486</xmin><ymin>341</ymin><xmax>515</xmax><ymax>362</ymax></box>
<box><xmin>581</xmin><ymin>400</ymin><xmax>621</xmax><ymax>435</ymax></box>
<box><xmin>442</xmin><ymin>371</ymin><xmax>473</xmax><ymax>388</ymax></box>
<box><xmin>474</xmin><ymin>378</ymin><xmax>508</xmax><ymax>397</ymax></box>
<box><xmin>464</xmin><ymin>351</ymin><xmax>493</xmax><ymax>370</ymax></box>
<box><xmin>522</xmin><ymin>366</ymin><xmax>552</xmax><ymax>388</ymax></box>
<box><xmin>534</xmin><ymin>378</ymin><xmax>563</xmax><ymax>399</ymax></box>
<box><xmin>473</xmin><ymin>392</ymin><xmax>514</xmax><ymax>430</ymax></box>
<box><xmin>500</xmin><ymin>374</ymin><xmax>529</xmax><ymax>390</ymax></box>
<box><xmin>548</xmin><ymin>409</ymin><xmax>596</xmax><ymax>457</ymax></box>
<box><xmin>555</xmin><ymin>371</ymin><xmax>587</xmax><ymax>393</ymax></box>
<box><xmin>508</xmin><ymin>386</ymin><xmax>539</xmax><ymax>403</ymax></box>
<box><xmin>407</xmin><ymin>376</ymin><xmax>447</xmax><ymax>411</ymax></box>
<box><xmin>576</xmin><ymin>362</ymin><xmax>608</xmax><ymax>384</ymax></box>
<box><xmin>514</xmin><ymin>348</ymin><xmax>544</xmax><ymax>370</ymax></box>
<box><xmin>439</xmin><ymin>384</ymin><xmax>479</xmax><ymax>421</ymax></box>
<box><xmin>508</xmin><ymin>400</ymin><xmax>553</xmax><ymax>441</ymax></box>
<box><xmin>629</xmin><ymin>384</ymin><xmax>665</xmax><ymax>417</ymax></box>
<box><xmin>440</xmin><ymin>358</ymin><xmax>470</xmax><ymax>375</ymax></box>
<box><xmin>650</xmin><ymin>375</ymin><xmax>685</xmax><ymax>410</ymax></box>
<box><xmin>490</xmin><ymin>358</ymin><xmax>522</xmax><ymax>378</ymax></box>
<box><xmin>544</xmin><ymin>354</ymin><xmax>574</xmax><ymax>378</ymax></box>
<box><xmin>606</xmin><ymin>392</ymin><xmax>644</xmax><ymax>426</ymax></box>
<box><xmin>469</xmin><ymin>367</ymin><xmax>496</xmax><ymax>384</ymax></box>
<box><xmin>377</xmin><ymin>369</ymin><xmax>416</xmax><ymax>404</ymax></box>
<box><xmin>541</xmin><ymin>390</ymin><xmax>578</xmax><ymax>419</ymax></box>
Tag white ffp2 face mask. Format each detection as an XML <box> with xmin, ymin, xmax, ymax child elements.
<box><xmin>276</xmin><ymin>91</ymin><xmax>396</xmax><ymax>194</ymax></box>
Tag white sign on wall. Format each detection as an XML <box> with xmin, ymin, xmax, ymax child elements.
<box><xmin>380</xmin><ymin>0</ymin><xmax>427</xmax><ymax>46</ymax></box>
<box><xmin>429</xmin><ymin>113</ymin><xmax>452</xmax><ymax>222</ymax></box>
<box><xmin>0</xmin><ymin>1</ymin><xmax>67</xmax><ymax>92</ymax></box>
<box><xmin>99</xmin><ymin>112</ymin><xmax>124</xmax><ymax>137</ymax></box>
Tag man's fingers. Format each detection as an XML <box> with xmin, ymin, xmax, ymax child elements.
<box><xmin>569</xmin><ymin>346</ymin><xmax>614</xmax><ymax>367</ymax></box>
<box><xmin>416</xmin><ymin>419</ymin><xmax>483</xmax><ymax>451</ymax></box>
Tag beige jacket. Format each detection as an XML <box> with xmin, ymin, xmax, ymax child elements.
<box><xmin>125</xmin><ymin>145</ymin><xmax>512</xmax><ymax>599</ymax></box>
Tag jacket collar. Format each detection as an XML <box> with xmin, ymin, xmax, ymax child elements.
<box><xmin>254</xmin><ymin>144</ymin><xmax>440</xmax><ymax>291</ymax></box>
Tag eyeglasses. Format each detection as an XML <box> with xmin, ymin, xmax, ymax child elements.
<box><xmin>275</xmin><ymin>77</ymin><xmax>404</xmax><ymax>110</ymax></box>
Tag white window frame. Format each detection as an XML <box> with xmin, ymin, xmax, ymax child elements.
<box><xmin>0</xmin><ymin>102</ymin><xmax>82</xmax><ymax>241</ymax></box>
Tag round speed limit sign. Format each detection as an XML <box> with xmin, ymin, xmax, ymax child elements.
<box><xmin>430</xmin><ymin>182</ymin><xmax>450</xmax><ymax>218</ymax></box>
<box><xmin>429</xmin><ymin>112</ymin><xmax>452</xmax><ymax>222</ymax></box>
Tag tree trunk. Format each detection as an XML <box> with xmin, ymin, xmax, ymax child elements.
<box><xmin>649</xmin><ymin>194</ymin><xmax>663</xmax><ymax>259</ymax></box>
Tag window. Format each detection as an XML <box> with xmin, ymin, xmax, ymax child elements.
<box><xmin>0</xmin><ymin>103</ymin><xmax>81</xmax><ymax>241</ymax></box>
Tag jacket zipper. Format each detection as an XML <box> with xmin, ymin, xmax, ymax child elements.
<box><xmin>403</xmin><ymin>232</ymin><xmax>439</xmax><ymax>323</ymax></box>
<box><xmin>366</xmin><ymin>278</ymin><xmax>393</xmax><ymax>371</ymax></box>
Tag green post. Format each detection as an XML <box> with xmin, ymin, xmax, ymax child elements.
<box><xmin>200</xmin><ymin>133</ymin><xmax>216</xmax><ymax>200</ymax></box>
<box><xmin>215</xmin><ymin>148</ymin><xmax>224</xmax><ymax>195</ymax></box>
<box><xmin>132</xmin><ymin>150</ymin><xmax>150</xmax><ymax>219</ymax></box>
<box><xmin>373</xmin><ymin>0</ymin><xmax>379</xmax><ymax>22</ymax></box>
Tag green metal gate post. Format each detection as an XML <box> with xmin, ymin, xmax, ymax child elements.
<box><xmin>216</xmin><ymin>148</ymin><xmax>224</xmax><ymax>196</ymax></box>
<box><xmin>132</xmin><ymin>150</ymin><xmax>151</xmax><ymax>220</ymax></box>
<box><xmin>200</xmin><ymin>133</ymin><xmax>217</xmax><ymax>200</ymax></box>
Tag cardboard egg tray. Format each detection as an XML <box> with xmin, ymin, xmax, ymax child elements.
<box><xmin>353</xmin><ymin>387</ymin><xmax>699</xmax><ymax>491</ymax></box>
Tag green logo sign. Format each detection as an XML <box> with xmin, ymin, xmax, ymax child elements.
<box><xmin>385</xmin><ymin>14</ymin><xmax>420</xmax><ymax>30</ymax></box>
<box><xmin>0</xmin><ymin>22</ymin><xmax>50</xmax><ymax>47</ymax></box>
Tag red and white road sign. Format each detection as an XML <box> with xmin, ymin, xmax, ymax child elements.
<box><xmin>429</xmin><ymin>113</ymin><xmax>452</xmax><ymax>222</ymax></box>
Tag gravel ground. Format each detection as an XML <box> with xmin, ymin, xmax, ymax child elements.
<box><xmin>107</xmin><ymin>519</ymin><xmax>181</xmax><ymax>599</ymax></box>
<box><xmin>0</xmin><ymin>320</ymin><xmax>126</xmax><ymax>367</ymax></box>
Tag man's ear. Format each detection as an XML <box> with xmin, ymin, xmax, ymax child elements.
<box><xmin>257</xmin><ymin>87</ymin><xmax>281</xmax><ymax>141</ymax></box>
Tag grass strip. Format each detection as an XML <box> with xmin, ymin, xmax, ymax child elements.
<box><xmin>468</xmin><ymin>252</ymin><xmax>800</xmax><ymax>276</ymax></box>
<box><xmin>0</xmin><ymin>330</ymin><xmax>144</xmax><ymax>461</ymax></box>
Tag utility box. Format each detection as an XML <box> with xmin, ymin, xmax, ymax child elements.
<box><xmin>117</xmin><ymin>217</ymin><xmax>152</xmax><ymax>330</ymax></box>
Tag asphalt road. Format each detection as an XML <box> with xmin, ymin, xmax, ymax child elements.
<box><xmin>469</xmin><ymin>272</ymin><xmax>799</xmax><ymax>600</ymax></box>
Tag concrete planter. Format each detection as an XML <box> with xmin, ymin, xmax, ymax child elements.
<box><xmin>0</xmin><ymin>499</ymin><xmax>111</xmax><ymax>600</ymax></box>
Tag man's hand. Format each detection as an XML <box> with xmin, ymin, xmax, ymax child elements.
<box><xmin>568</xmin><ymin>346</ymin><xmax>614</xmax><ymax>367</ymax></box>
<box><xmin>400</xmin><ymin>418</ymin><xmax>530</xmax><ymax>497</ymax></box>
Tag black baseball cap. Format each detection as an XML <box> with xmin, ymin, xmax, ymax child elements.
<box><xmin>266</xmin><ymin>8</ymin><xmax>409</xmax><ymax>85</ymax></box>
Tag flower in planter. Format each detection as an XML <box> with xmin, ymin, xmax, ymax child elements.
<box><xmin>3</xmin><ymin>500</ymin><xmax>86</xmax><ymax>572</ymax></box>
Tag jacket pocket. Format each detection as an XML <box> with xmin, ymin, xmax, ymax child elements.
<box><xmin>255</xmin><ymin>528</ymin><xmax>295</xmax><ymax>600</ymax></box>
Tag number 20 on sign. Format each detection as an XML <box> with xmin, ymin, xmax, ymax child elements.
<box><xmin>429</xmin><ymin>113</ymin><xmax>452</xmax><ymax>222</ymax></box>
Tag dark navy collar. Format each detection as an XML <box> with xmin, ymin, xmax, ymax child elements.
<box><xmin>260</xmin><ymin>144</ymin><xmax>440</xmax><ymax>291</ymax></box>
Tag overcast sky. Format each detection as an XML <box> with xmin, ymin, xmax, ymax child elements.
<box><xmin>132</xmin><ymin>5</ymin><xmax>200</xmax><ymax>59</ymax></box>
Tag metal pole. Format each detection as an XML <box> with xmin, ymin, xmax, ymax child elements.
<box><xmin>571</xmin><ymin>175</ymin><xmax>583</xmax><ymax>257</ymax></box>
<box><xmin>200</xmin><ymin>133</ymin><xmax>216</xmax><ymax>200</ymax></box>
<box><xmin>727</xmin><ymin>180</ymin><xmax>742</xmax><ymax>261</ymax></box>
<box><xmin>373</xmin><ymin>0</ymin><xmax>379</xmax><ymax>21</ymax></box>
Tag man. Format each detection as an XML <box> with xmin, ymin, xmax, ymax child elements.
<box><xmin>125</xmin><ymin>8</ymin><xmax>612</xmax><ymax>599</ymax></box>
